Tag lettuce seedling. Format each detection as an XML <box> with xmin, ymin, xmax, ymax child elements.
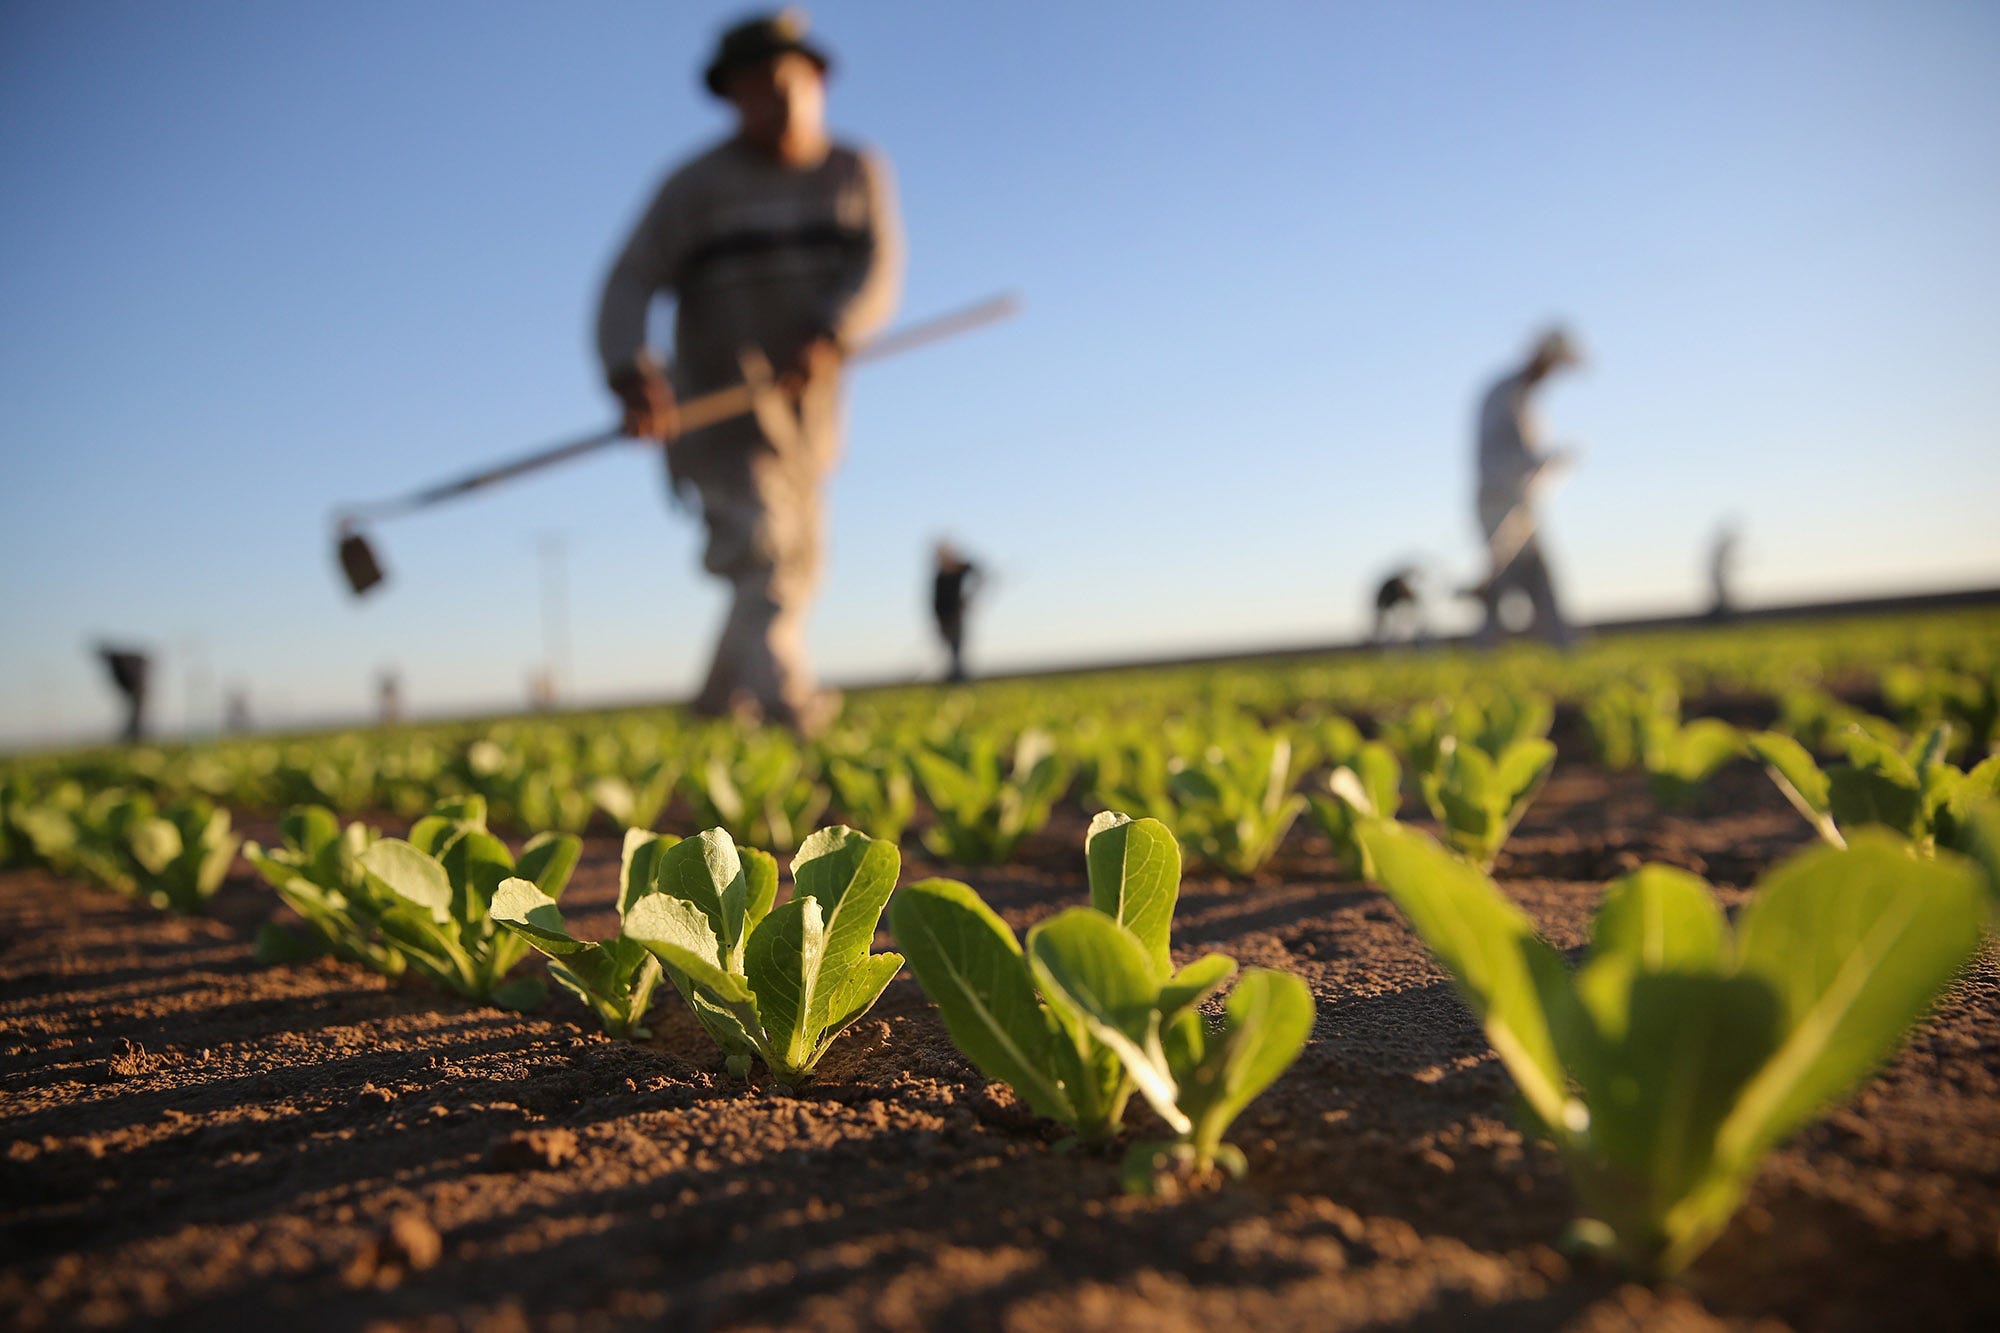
<box><xmin>1306</xmin><ymin>741</ymin><xmax>1402</xmax><ymax>879</ymax></box>
<box><xmin>1417</xmin><ymin>736</ymin><xmax>1556</xmax><ymax>869</ymax></box>
<box><xmin>693</xmin><ymin>732</ymin><xmax>829</xmax><ymax>853</ymax></box>
<box><xmin>244</xmin><ymin>805</ymin><xmax>404</xmax><ymax>974</ymax></box>
<box><xmin>893</xmin><ymin>812</ymin><xmax>1313</xmax><ymax>1185</ymax></box>
<box><xmin>1161</xmin><ymin>733</ymin><xmax>1309</xmax><ymax>875</ymax></box>
<box><xmin>124</xmin><ymin>796</ymin><xmax>242</xmax><ymax>913</ymax></box>
<box><xmin>1583</xmin><ymin>678</ymin><xmax>1678</xmax><ymax>772</ymax></box>
<box><xmin>1639</xmin><ymin>717</ymin><xmax>1741</xmax><ymax>809</ymax></box>
<box><xmin>624</xmin><ymin>825</ymin><xmax>903</xmax><ymax>1084</ymax></box>
<box><xmin>911</xmin><ymin>729</ymin><xmax>1070</xmax><ymax>863</ymax></box>
<box><xmin>825</xmin><ymin>755</ymin><xmax>918</xmax><ymax>844</ymax></box>
<box><xmin>1360</xmin><ymin>820</ymin><xmax>1985</xmax><ymax>1276</ymax></box>
<box><xmin>1749</xmin><ymin>724</ymin><xmax>2000</xmax><ymax>853</ymax></box>
<box><xmin>489</xmin><ymin>828</ymin><xmax>678</xmax><ymax>1037</ymax></box>
<box><xmin>1388</xmin><ymin>692</ymin><xmax>1553</xmax><ymax>776</ymax></box>
<box><xmin>588</xmin><ymin>758</ymin><xmax>680</xmax><ymax>832</ymax></box>
<box><xmin>1024</xmin><ymin>908</ymin><xmax>1313</xmax><ymax>1189</ymax></box>
<box><xmin>892</xmin><ymin>814</ymin><xmax>1192</xmax><ymax>1142</ymax></box>
<box><xmin>356</xmin><ymin>796</ymin><xmax>581</xmax><ymax>1009</ymax></box>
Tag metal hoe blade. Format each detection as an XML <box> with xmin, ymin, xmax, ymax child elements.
<box><xmin>338</xmin><ymin>529</ymin><xmax>386</xmax><ymax>596</ymax></box>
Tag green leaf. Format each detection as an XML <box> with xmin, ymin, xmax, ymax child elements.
<box><xmin>1182</xmin><ymin>968</ymin><xmax>1316</xmax><ymax>1166</ymax></box>
<box><xmin>489</xmin><ymin>877</ymin><xmax>588</xmax><ymax>955</ymax></box>
<box><xmin>128</xmin><ymin>816</ymin><xmax>182</xmax><ymax>876</ymax></box>
<box><xmin>1746</xmin><ymin>731</ymin><xmax>1842</xmax><ymax>845</ymax></box>
<box><xmin>360</xmin><ymin>839</ymin><xmax>453</xmax><ymax>925</ymax></box>
<box><xmin>624</xmin><ymin>891</ymin><xmax>756</xmax><ymax>1006</ymax></box>
<box><xmin>1085</xmin><ymin>812</ymin><xmax>1181</xmax><ymax>982</ymax></box>
<box><xmin>517</xmin><ymin>831</ymin><xmax>582</xmax><ymax>902</ymax></box>
<box><xmin>888</xmin><ymin>878</ymin><xmax>1074</xmax><ymax>1123</ymax></box>
<box><xmin>617</xmin><ymin>827</ymin><xmax>678</xmax><ymax>917</ymax></box>
<box><xmin>1567</xmin><ymin>971</ymin><xmax>1785</xmax><ymax>1275</ymax></box>
<box><xmin>654</xmin><ymin>829</ymin><xmax>751</xmax><ymax>964</ymax></box>
<box><xmin>1359</xmin><ymin>820</ymin><xmax>1576</xmax><ymax>1135</ymax></box>
<box><xmin>1827</xmin><ymin>767</ymin><xmax>1923</xmax><ymax>838</ymax></box>
<box><xmin>280</xmin><ymin>805</ymin><xmax>340</xmax><ymax>859</ymax></box>
<box><xmin>1721</xmin><ymin>832</ymin><xmax>1985</xmax><ymax>1168</ymax></box>
<box><xmin>743</xmin><ymin>896</ymin><xmax>829</xmax><ymax>1079</ymax></box>
<box><xmin>791</xmin><ymin>826</ymin><xmax>901</xmax><ymax>1029</ymax></box>
<box><xmin>1585</xmin><ymin>867</ymin><xmax>1729</xmax><ymax>978</ymax></box>
<box><xmin>1026</xmin><ymin>908</ymin><xmax>1183</xmax><ymax>1132</ymax></box>
<box><xmin>816</xmin><ymin>951</ymin><xmax>904</xmax><ymax>1052</ymax></box>
<box><xmin>1158</xmin><ymin>953</ymin><xmax>1237</xmax><ymax>1022</ymax></box>
<box><xmin>439</xmin><ymin>828</ymin><xmax>513</xmax><ymax>927</ymax></box>
<box><xmin>741</xmin><ymin>846</ymin><xmax>780</xmax><ymax>934</ymax></box>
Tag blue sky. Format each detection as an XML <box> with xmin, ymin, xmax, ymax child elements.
<box><xmin>3</xmin><ymin>1</ymin><xmax>1997</xmax><ymax>745</ymax></box>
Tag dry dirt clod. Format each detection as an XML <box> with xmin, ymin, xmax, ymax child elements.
<box><xmin>485</xmin><ymin>1127</ymin><xmax>580</xmax><ymax>1173</ymax></box>
<box><xmin>342</xmin><ymin>1210</ymin><xmax>443</xmax><ymax>1289</ymax></box>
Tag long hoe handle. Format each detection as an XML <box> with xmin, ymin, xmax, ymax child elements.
<box><xmin>335</xmin><ymin>293</ymin><xmax>1020</xmax><ymax>529</ymax></box>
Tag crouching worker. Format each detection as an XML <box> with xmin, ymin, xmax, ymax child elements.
<box><xmin>596</xmin><ymin>10</ymin><xmax>903</xmax><ymax>735</ymax></box>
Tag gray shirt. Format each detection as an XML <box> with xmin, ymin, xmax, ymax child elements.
<box><xmin>596</xmin><ymin>137</ymin><xmax>903</xmax><ymax>397</ymax></box>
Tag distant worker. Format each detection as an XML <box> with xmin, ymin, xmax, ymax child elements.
<box><xmin>932</xmin><ymin>542</ymin><xmax>984</xmax><ymax>682</ymax></box>
<box><xmin>378</xmin><ymin>670</ymin><xmax>404</xmax><ymax>725</ymax></box>
<box><xmin>1371</xmin><ymin>565</ymin><xmax>1425</xmax><ymax>645</ymax></box>
<box><xmin>1469</xmin><ymin>328</ymin><xmax>1582</xmax><ymax>647</ymax></box>
<box><xmin>1708</xmin><ymin>519</ymin><xmax>1741</xmax><ymax>619</ymax></box>
<box><xmin>596</xmin><ymin>10</ymin><xmax>902</xmax><ymax>736</ymax></box>
<box><xmin>95</xmin><ymin>644</ymin><xmax>151</xmax><ymax>743</ymax></box>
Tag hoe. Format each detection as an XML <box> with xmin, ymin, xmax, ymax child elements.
<box><xmin>334</xmin><ymin>294</ymin><xmax>1018</xmax><ymax>596</ymax></box>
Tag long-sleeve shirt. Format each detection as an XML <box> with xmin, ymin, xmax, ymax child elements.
<box><xmin>596</xmin><ymin>137</ymin><xmax>903</xmax><ymax>400</ymax></box>
<box><xmin>1475</xmin><ymin>368</ymin><xmax>1545</xmax><ymax>501</ymax></box>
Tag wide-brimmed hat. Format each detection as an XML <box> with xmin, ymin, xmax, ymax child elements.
<box><xmin>704</xmin><ymin>9</ymin><xmax>832</xmax><ymax>97</ymax></box>
<box><xmin>1531</xmin><ymin>327</ymin><xmax>1583</xmax><ymax>368</ymax></box>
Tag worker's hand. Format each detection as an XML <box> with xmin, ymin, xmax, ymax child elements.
<box><xmin>611</xmin><ymin>364</ymin><xmax>679</xmax><ymax>441</ymax></box>
<box><xmin>780</xmin><ymin>331</ymin><xmax>844</xmax><ymax>396</ymax></box>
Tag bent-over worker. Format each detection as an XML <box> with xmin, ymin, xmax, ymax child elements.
<box><xmin>596</xmin><ymin>10</ymin><xmax>902</xmax><ymax>734</ymax></box>
<box><xmin>931</xmin><ymin>541</ymin><xmax>983</xmax><ymax>683</ymax></box>
<box><xmin>1472</xmin><ymin>328</ymin><xmax>1581</xmax><ymax>647</ymax></box>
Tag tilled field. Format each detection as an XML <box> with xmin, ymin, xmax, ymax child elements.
<box><xmin>4</xmin><ymin>763</ymin><xmax>1998</xmax><ymax>1331</ymax></box>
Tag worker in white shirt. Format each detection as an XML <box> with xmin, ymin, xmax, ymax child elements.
<box><xmin>1471</xmin><ymin>328</ymin><xmax>1581</xmax><ymax>647</ymax></box>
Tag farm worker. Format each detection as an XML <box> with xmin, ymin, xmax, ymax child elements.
<box><xmin>95</xmin><ymin>645</ymin><xmax>151</xmax><ymax>743</ymax></box>
<box><xmin>1471</xmin><ymin>328</ymin><xmax>1582</xmax><ymax>647</ymax></box>
<box><xmin>931</xmin><ymin>541</ymin><xmax>983</xmax><ymax>683</ymax></box>
<box><xmin>596</xmin><ymin>10</ymin><xmax>903</xmax><ymax>735</ymax></box>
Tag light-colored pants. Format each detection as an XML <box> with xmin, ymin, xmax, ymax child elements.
<box><xmin>672</xmin><ymin>376</ymin><xmax>839</xmax><ymax>724</ymax></box>
<box><xmin>1477</xmin><ymin>489</ymin><xmax>1571</xmax><ymax>644</ymax></box>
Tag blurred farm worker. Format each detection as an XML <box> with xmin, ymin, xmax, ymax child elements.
<box><xmin>1708</xmin><ymin>519</ymin><xmax>1741</xmax><ymax>619</ymax></box>
<box><xmin>1470</xmin><ymin>328</ymin><xmax>1582</xmax><ymax>647</ymax></box>
<box><xmin>95</xmin><ymin>645</ymin><xmax>151</xmax><ymax>743</ymax></box>
<box><xmin>932</xmin><ymin>541</ymin><xmax>984</xmax><ymax>682</ymax></box>
<box><xmin>596</xmin><ymin>10</ymin><xmax>902</xmax><ymax>735</ymax></box>
<box><xmin>1370</xmin><ymin>565</ymin><xmax>1426</xmax><ymax>645</ymax></box>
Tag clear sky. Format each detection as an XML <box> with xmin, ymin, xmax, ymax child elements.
<box><xmin>3</xmin><ymin>1</ymin><xmax>1997</xmax><ymax>746</ymax></box>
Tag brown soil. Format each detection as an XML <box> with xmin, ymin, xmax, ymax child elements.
<box><xmin>4</xmin><ymin>759</ymin><xmax>1998</xmax><ymax>1331</ymax></box>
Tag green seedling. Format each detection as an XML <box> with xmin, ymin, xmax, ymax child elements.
<box><xmin>1417</xmin><ymin>736</ymin><xmax>1556</xmax><ymax>869</ymax></box>
<box><xmin>1749</xmin><ymin>724</ymin><xmax>2000</xmax><ymax>853</ymax></box>
<box><xmin>1640</xmin><ymin>717</ymin><xmax>1741</xmax><ymax>809</ymax></box>
<box><xmin>489</xmin><ymin>828</ymin><xmax>679</xmax><ymax>1037</ymax></box>
<box><xmin>624</xmin><ymin>825</ymin><xmax>903</xmax><ymax>1084</ymax></box>
<box><xmin>244</xmin><ymin>805</ymin><xmax>403</xmax><ymax>973</ymax></box>
<box><xmin>911</xmin><ymin>729</ymin><xmax>1070</xmax><ymax>863</ymax></box>
<box><xmin>1360</xmin><ymin>820</ymin><xmax>1985</xmax><ymax>1277</ymax></box>
<box><xmin>1161</xmin><ymin>732</ymin><xmax>1309</xmax><ymax>875</ymax></box>
<box><xmin>124</xmin><ymin>796</ymin><xmax>242</xmax><ymax>913</ymax></box>
<box><xmin>588</xmin><ymin>758</ymin><xmax>680</xmax><ymax>832</ymax></box>
<box><xmin>892</xmin><ymin>812</ymin><xmax>1312</xmax><ymax>1187</ymax></box>
<box><xmin>825</xmin><ymin>755</ymin><xmax>918</xmax><ymax>844</ymax></box>
<box><xmin>693</xmin><ymin>732</ymin><xmax>829</xmax><ymax>853</ymax></box>
<box><xmin>355</xmin><ymin>795</ymin><xmax>581</xmax><ymax>1009</ymax></box>
<box><xmin>1305</xmin><ymin>741</ymin><xmax>1402</xmax><ymax>879</ymax></box>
